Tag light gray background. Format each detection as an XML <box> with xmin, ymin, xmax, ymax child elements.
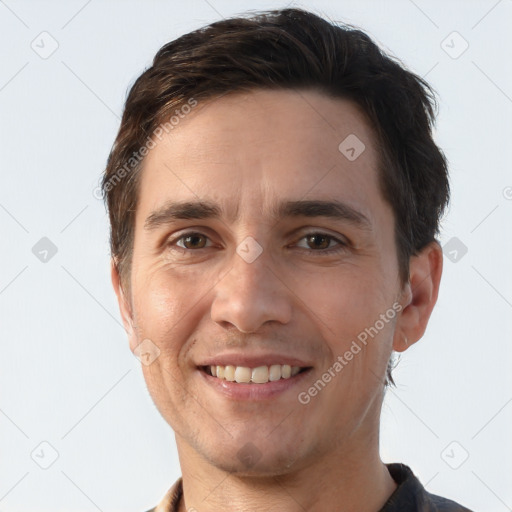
<box><xmin>1</xmin><ymin>1</ymin><xmax>511</xmax><ymax>511</ymax></box>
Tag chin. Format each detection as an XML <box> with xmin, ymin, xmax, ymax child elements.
<box><xmin>200</xmin><ymin>438</ymin><xmax>305</xmax><ymax>477</ymax></box>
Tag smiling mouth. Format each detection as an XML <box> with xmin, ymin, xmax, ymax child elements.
<box><xmin>200</xmin><ymin>364</ymin><xmax>311</xmax><ymax>384</ymax></box>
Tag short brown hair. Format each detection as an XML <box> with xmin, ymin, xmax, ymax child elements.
<box><xmin>101</xmin><ymin>7</ymin><xmax>450</xmax><ymax>386</ymax></box>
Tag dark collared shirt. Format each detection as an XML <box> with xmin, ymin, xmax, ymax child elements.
<box><xmin>145</xmin><ymin>463</ymin><xmax>474</xmax><ymax>511</ymax></box>
<box><xmin>379</xmin><ymin>463</ymin><xmax>473</xmax><ymax>511</ymax></box>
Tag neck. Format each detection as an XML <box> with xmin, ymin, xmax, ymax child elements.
<box><xmin>175</xmin><ymin>431</ymin><xmax>396</xmax><ymax>512</ymax></box>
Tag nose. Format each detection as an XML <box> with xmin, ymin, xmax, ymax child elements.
<box><xmin>210</xmin><ymin>244</ymin><xmax>293</xmax><ymax>333</ymax></box>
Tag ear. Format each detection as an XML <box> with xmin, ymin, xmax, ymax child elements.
<box><xmin>110</xmin><ymin>259</ymin><xmax>137</xmax><ymax>351</ymax></box>
<box><xmin>393</xmin><ymin>240</ymin><xmax>443</xmax><ymax>353</ymax></box>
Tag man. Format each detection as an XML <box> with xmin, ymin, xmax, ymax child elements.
<box><xmin>102</xmin><ymin>7</ymin><xmax>474</xmax><ymax>511</ymax></box>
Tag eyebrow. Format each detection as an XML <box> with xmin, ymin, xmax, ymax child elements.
<box><xmin>143</xmin><ymin>199</ymin><xmax>372</xmax><ymax>232</ymax></box>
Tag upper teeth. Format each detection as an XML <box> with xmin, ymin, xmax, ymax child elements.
<box><xmin>209</xmin><ymin>364</ymin><xmax>302</xmax><ymax>383</ymax></box>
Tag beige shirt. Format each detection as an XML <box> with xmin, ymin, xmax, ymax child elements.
<box><xmin>146</xmin><ymin>478</ymin><xmax>182</xmax><ymax>512</ymax></box>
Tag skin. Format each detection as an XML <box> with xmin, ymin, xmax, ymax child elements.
<box><xmin>111</xmin><ymin>89</ymin><xmax>443</xmax><ymax>512</ymax></box>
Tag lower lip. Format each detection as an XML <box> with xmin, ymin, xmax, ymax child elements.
<box><xmin>197</xmin><ymin>367</ymin><xmax>313</xmax><ymax>401</ymax></box>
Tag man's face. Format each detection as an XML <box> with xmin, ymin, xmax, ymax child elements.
<box><xmin>116</xmin><ymin>89</ymin><xmax>410</xmax><ymax>475</ymax></box>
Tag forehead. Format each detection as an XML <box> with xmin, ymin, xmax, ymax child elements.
<box><xmin>136</xmin><ymin>89</ymin><xmax>386</xmax><ymax>229</ymax></box>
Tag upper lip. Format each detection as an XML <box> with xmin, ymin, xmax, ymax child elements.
<box><xmin>197</xmin><ymin>353</ymin><xmax>312</xmax><ymax>368</ymax></box>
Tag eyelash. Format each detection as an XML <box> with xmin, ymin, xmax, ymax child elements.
<box><xmin>167</xmin><ymin>231</ymin><xmax>348</xmax><ymax>256</ymax></box>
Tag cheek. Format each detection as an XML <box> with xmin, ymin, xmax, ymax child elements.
<box><xmin>134</xmin><ymin>258</ymin><xmax>197</xmax><ymax>323</ymax></box>
<box><xmin>293</xmin><ymin>265</ymin><xmax>388</xmax><ymax>336</ymax></box>
<box><xmin>298</xmin><ymin>267</ymin><xmax>395</xmax><ymax>382</ymax></box>
<box><xmin>131</xmin><ymin>260</ymin><xmax>216</xmax><ymax>361</ymax></box>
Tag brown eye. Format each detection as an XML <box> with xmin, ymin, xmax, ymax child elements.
<box><xmin>177</xmin><ymin>233</ymin><xmax>209</xmax><ymax>249</ymax></box>
<box><xmin>306</xmin><ymin>234</ymin><xmax>331</xmax><ymax>250</ymax></box>
<box><xmin>295</xmin><ymin>232</ymin><xmax>347</xmax><ymax>256</ymax></box>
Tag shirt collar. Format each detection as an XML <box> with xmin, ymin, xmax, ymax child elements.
<box><xmin>152</xmin><ymin>477</ymin><xmax>183</xmax><ymax>512</ymax></box>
